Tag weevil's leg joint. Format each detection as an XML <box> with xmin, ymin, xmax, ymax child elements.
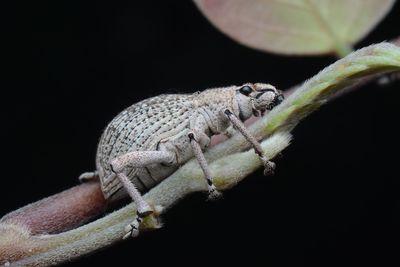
<box><xmin>188</xmin><ymin>132</ymin><xmax>196</xmax><ymax>141</ymax></box>
<box><xmin>110</xmin><ymin>158</ymin><xmax>124</xmax><ymax>174</ymax></box>
<box><xmin>224</xmin><ymin>109</ymin><xmax>233</xmax><ymax>117</ymax></box>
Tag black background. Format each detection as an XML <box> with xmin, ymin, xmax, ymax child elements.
<box><xmin>1</xmin><ymin>1</ymin><xmax>400</xmax><ymax>266</ymax></box>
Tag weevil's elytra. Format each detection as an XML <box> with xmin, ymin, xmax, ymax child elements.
<box><xmin>80</xmin><ymin>83</ymin><xmax>284</xmax><ymax>238</ymax></box>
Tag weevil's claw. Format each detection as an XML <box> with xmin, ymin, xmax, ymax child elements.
<box><xmin>263</xmin><ymin>165</ymin><xmax>275</xmax><ymax>176</ymax></box>
<box><xmin>261</xmin><ymin>157</ymin><xmax>276</xmax><ymax>176</ymax></box>
<box><xmin>123</xmin><ymin>220</ymin><xmax>140</xmax><ymax>239</ymax></box>
<box><xmin>207</xmin><ymin>184</ymin><xmax>222</xmax><ymax>201</ymax></box>
<box><xmin>123</xmin><ymin>208</ymin><xmax>163</xmax><ymax>239</ymax></box>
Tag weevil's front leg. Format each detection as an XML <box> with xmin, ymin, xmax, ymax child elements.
<box><xmin>223</xmin><ymin>109</ymin><xmax>276</xmax><ymax>175</ymax></box>
<box><xmin>188</xmin><ymin>132</ymin><xmax>222</xmax><ymax>200</ymax></box>
<box><xmin>110</xmin><ymin>150</ymin><xmax>175</xmax><ymax>239</ymax></box>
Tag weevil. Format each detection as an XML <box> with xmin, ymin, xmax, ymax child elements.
<box><xmin>79</xmin><ymin>83</ymin><xmax>284</xmax><ymax>239</ymax></box>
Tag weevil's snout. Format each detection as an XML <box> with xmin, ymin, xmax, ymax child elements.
<box><xmin>235</xmin><ymin>83</ymin><xmax>282</xmax><ymax>119</ymax></box>
<box><xmin>270</xmin><ymin>92</ymin><xmax>284</xmax><ymax>109</ymax></box>
<box><xmin>251</xmin><ymin>83</ymin><xmax>282</xmax><ymax>112</ymax></box>
<box><xmin>275</xmin><ymin>93</ymin><xmax>284</xmax><ymax>104</ymax></box>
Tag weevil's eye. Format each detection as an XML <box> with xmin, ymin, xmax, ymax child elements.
<box><xmin>239</xmin><ymin>85</ymin><xmax>253</xmax><ymax>96</ymax></box>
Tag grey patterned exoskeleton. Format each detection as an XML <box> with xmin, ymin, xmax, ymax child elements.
<box><xmin>79</xmin><ymin>83</ymin><xmax>284</xmax><ymax>239</ymax></box>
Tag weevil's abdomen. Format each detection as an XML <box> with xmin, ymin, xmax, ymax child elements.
<box><xmin>96</xmin><ymin>94</ymin><xmax>194</xmax><ymax>200</ymax></box>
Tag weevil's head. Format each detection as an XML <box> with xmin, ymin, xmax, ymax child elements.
<box><xmin>235</xmin><ymin>83</ymin><xmax>284</xmax><ymax>121</ymax></box>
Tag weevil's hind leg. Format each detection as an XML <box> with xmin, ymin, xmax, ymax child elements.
<box><xmin>188</xmin><ymin>132</ymin><xmax>222</xmax><ymax>200</ymax></box>
<box><xmin>78</xmin><ymin>171</ymin><xmax>99</xmax><ymax>183</ymax></box>
<box><xmin>224</xmin><ymin>109</ymin><xmax>276</xmax><ymax>175</ymax></box>
<box><xmin>110</xmin><ymin>150</ymin><xmax>176</xmax><ymax>238</ymax></box>
<box><xmin>117</xmin><ymin>172</ymin><xmax>153</xmax><ymax>239</ymax></box>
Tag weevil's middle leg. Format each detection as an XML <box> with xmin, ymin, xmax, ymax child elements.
<box><xmin>224</xmin><ymin>109</ymin><xmax>276</xmax><ymax>175</ymax></box>
<box><xmin>110</xmin><ymin>150</ymin><xmax>175</xmax><ymax>238</ymax></box>
<box><xmin>188</xmin><ymin>132</ymin><xmax>221</xmax><ymax>200</ymax></box>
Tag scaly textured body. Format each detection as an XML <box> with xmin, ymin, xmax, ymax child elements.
<box><xmin>81</xmin><ymin>83</ymin><xmax>284</xmax><ymax>238</ymax></box>
<box><xmin>96</xmin><ymin>88</ymin><xmax>237</xmax><ymax>200</ymax></box>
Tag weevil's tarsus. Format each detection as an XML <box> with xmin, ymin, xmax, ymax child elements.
<box><xmin>123</xmin><ymin>212</ymin><xmax>142</xmax><ymax>239</ymax></box>
<box><xmin>261</xmin><ymin>156</ymin><xmax>276</xmax><ymax>176</ymax></box>
<box><xmin>207</xmin><ymin>184</ymin><xmax>222</xmax><ymax>201</ymax></box>
<box><xmin>123</xmin><ymin>210</ymin><xmax>163</xmax><ymax>239</ymax></box>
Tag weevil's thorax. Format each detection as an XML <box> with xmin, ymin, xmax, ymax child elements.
<box><xmin>192</xmin><ymin>86</ymin><xmax>240</xmax><ymax>134</ymax></box>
